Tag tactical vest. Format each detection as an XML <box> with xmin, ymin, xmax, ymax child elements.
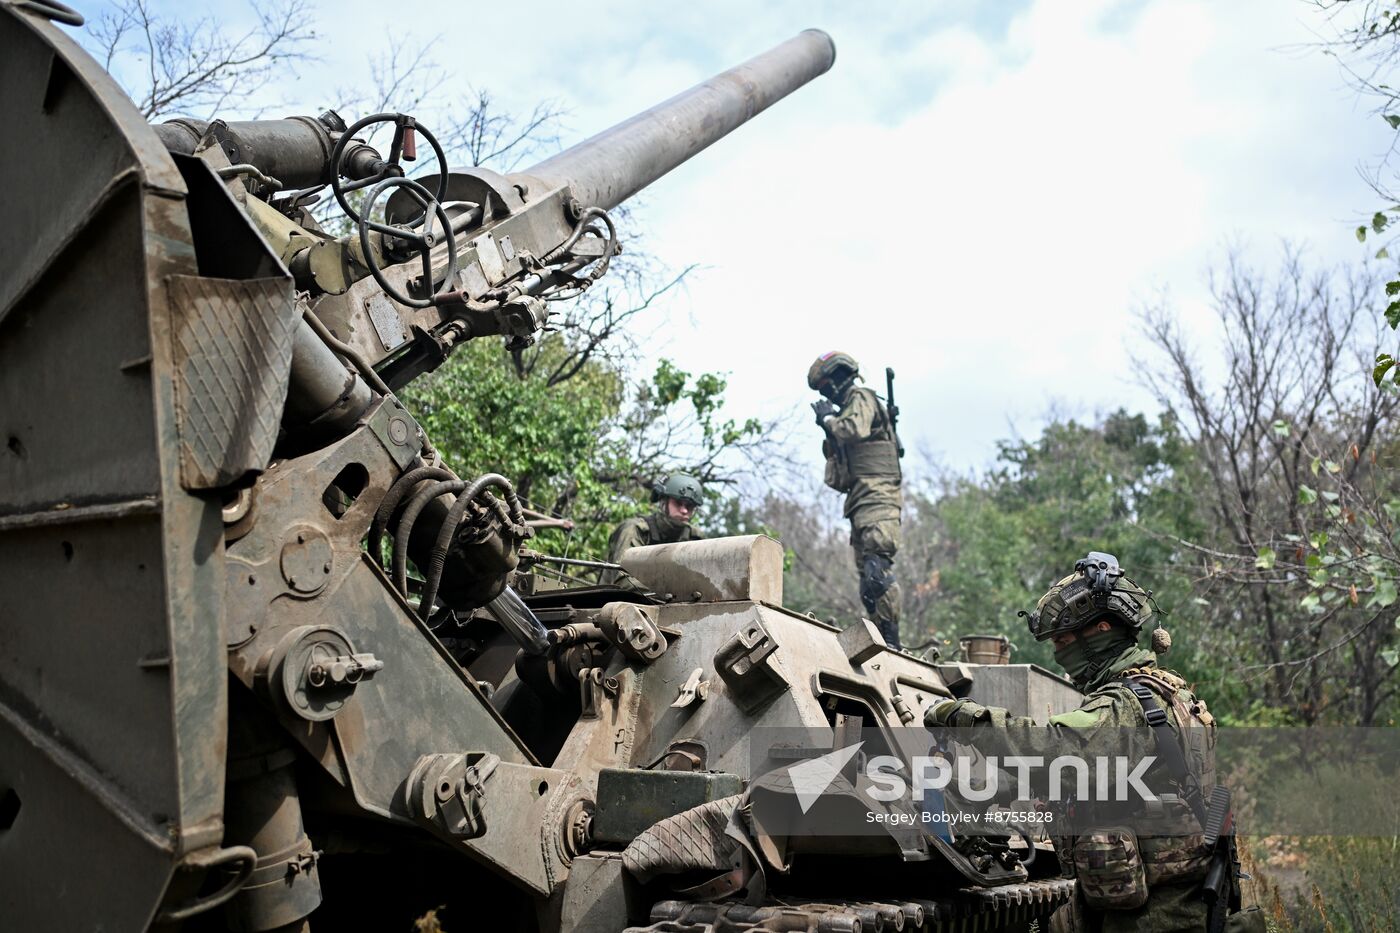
<box><xmin>1068</xmin><ymin>666</ymin><xmax>1217</xmax><ymax>909</ymax></box>
<box><xmin>642</xmin><ymin>512</ymin><xmax>702</xmax><ymax>545</ymax></box>
<box><xmin>1120</xmin><ymin>666</ymin><xmax>1217</xmax><ymax>797</ymax></box>
<box><xmin>830</xmin><ymin>391</ymin><xmax>902</xmax><ymax>490</ymax></box>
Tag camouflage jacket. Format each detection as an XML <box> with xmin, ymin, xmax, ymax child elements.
<box><xmin>930</xmin><ymin>645</ymin><xmax>1216</xmax><ymax>797</ymax></box>
<box><xmin>929</xmin><ymin>645</ymin><xmax>1218</xmax><ymax>894</ymax></box>
<box><xmin>822</xmin><ymin>385</ymin><xmax>902</xmax><ymax>521</ymax></box>
<box><xmin>601</xmin><ymin>511</ymin><xmax>704</xmax><ymax>590</ymax></box>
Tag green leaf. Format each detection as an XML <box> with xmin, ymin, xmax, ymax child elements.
<box><xmin>1271</xmin><ymin>419</ymin><xmax>1291</xmax><ymax>437</ymax></box>
<box><xmin>1371</xmin><ymin>577</ymin><xmax>1399</xmax><ymax>609</ymax></box>
<box><xmin>1357</xmin><ymin>226</ymin><xmax>1369</xmax><ymax>243</ymax></box>
<box><xmin>1310</xmin><ymin>531</ymin><xmax>1329</xmax><ymax>550</ymax></box>
<box><xmin>1378</xmin><ymin>247</ymin><xmax>1391</xmax><ymax>260</ymax></box>
<box><xmin>1387</xmin><ymin>281</ymin><xmax>1400</xmax><ymax>297</ymax></box>
<box><xmin>1386</xmin><ymin>301</ymin><xmax>1400</xmax><ymax>329</ymax></box>
<box><xmin>1300</xmin><ymin>592</ymin><xmax>1323</xmax><ymax>614</ymax></box>
<box><xmin>1375</xmin><ymin>212</ymin><xmax>1390</xmax><ymax>233</ymax></box>
<box><xmin>1254</xmin><ymin>547</ymin><xmax>1276</xmax><ymax>570</ymax></box>
<box><xmin>1298</xmin><ymin>484</ymin><xmax>1318</xmax><ymax>505</ymax></box>
<box><xmin>1376</xmin><ymin>354</ymin><xmax>1398</xmax><ymax>386</ymax></box>
<box><xmin>1325</xmin><ymin>460</ymin><xmax>1342</xmax><ymax>474</ymax></box>
<box><xmin>1381</xmin><ymin>648</ymin><xmax>1399</xmax><ymax>669</ymax></box>
<box><xmin>1386</xmin><ymin>114</ymin><xmax>1400</xmax><ymax>129</ymax></box>
<box><xmin>1310</xmin><ymin>457</ymin><xmax>1321</xmax><ymax>476</ymax></box>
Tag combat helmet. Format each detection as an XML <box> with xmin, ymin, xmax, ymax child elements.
<box><xmin>1025</xmin><ymin>552</ymin><xmax>1152</xmax><ymax>641</ymax></box>
<box><xmin>651</xmin><ymin>472</ymin><xmax>704</xmax><ymax>507</ymax></box>
<box><xmin>807</xmin><ymin>351</ymin><xmax>860</xmax><ymax>392</ymax></box>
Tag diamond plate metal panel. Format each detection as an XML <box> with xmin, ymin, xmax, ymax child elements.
<box><xmin>167</xmin><ymin>275</ymin><xmax>297</xmax><ymax>489</ymax></box>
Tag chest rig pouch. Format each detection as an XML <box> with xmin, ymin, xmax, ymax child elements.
<box><xmin>1069</xmin><ymin>672</ymin><xmax>1219</xmax><ymax>909</ymax></box>
<box><xmin>1071</xmin><ymin>826</ymin><xmax>1149</xmax><ymax>910</ymax></box>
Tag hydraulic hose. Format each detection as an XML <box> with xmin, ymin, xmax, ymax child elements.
<box><xmin>418</xmin><ymin>473</ymin><xmax>523</xmax><ymax>616</ymax></box>
<box><xmin>370</xmin><ymin>466</ymin><xmax>458</xmax><ymax>565</ymax></box>
<box><xmin>392</xmin><ymin>479</ymin><xmax>465</xmax><ymax>595</ymax></box>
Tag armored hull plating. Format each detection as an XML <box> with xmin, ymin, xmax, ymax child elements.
<box><xmin>0</xmin><ymin>5</ymin><xmax>1075</xmax><ymax>930</ymax></box>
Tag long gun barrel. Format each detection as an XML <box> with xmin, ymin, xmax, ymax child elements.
<box><xmin>525</xmin><ymin>29</ymin><xmax>835</xmax><ymax>210</ymax></box>
<box><xmin>139</xmin><ymin>31</ymin><xmax>837</xmax><ymax>387</ymax></box>
<box><xmin>147</xmin><ymin>30</ymin><xmax>835</xmax><ymax>215</ymax></box>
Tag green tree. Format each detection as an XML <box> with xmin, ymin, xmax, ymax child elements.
<box><xmin>1138</xmin><ymin>250</ymin><xmax>1400</xmax><ymax>724</ymax></box>
<box><xmin>403</xmin><ymin>339</ymin><xmax>771</xmax><ymax>565</ymax></box>
<box><xmin>1310</xmin><ymin>1</ymin><xmax>1400</xmax><ymax>380</ymax></box>
<box><xmin>757</xmin><ymin>410</ymin><xmax>1202</xmax><ymax>666</ymax></box>
<box><xmin>913</xmin><ymin>410</ymin><xmax>1201</xmax><ymax>671</ymax></box>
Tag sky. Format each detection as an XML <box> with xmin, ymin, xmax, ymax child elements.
<box><xmin>85</xmin><ymin>0</ymin><xmax>1395</xmax><ymax>475</ymax></box>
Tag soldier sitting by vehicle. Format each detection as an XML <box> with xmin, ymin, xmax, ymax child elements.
<box><xmin>601</xmin><ymin>472</ymin><xmax>705</xmax><ymax>591</ymax></box>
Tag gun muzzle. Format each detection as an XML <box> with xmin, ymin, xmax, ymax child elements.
<box><xmin>523</xmin><ymin>29</ymin><xmax>836</xmax><ymax>210</ymax></box>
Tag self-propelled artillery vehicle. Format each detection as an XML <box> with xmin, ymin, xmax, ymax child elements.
<box><xmin>0</xmin><ymin>3</ymin><xmax>1081</xmax><ymax>930</ymax></box>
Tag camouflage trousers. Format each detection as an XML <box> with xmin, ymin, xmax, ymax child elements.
<box><xmin>1052</xmin><ymin>881</ymin><xmax>1209</xmax><ymax>933</ymax></box>
<box><xmin>849</xmin><ymin>514</ymin><xmax>902</xmax><ymax>649</ymax></box>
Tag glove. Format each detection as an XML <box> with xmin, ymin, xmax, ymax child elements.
<box><xmin>925</xmin><ymin>699</ymin><xmax>964</xmax><ymax>727</ymax></box>
<box><xmin>811</xmin><ymin>399</ymin><xmax>837</xmax><ymax>425</ymax></box>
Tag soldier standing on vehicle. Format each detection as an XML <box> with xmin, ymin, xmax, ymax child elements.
<box><xmin>601</xmin><ymin>472</ymin><xmax>706</xmax><ymax>591</ymax></box>
<box><xmin>808</xmin><ymin>351</ymin><xmax>905</xmax><ymax>649</ymax></box>
<box><xmin>925</xmin><ymin>553</ymin><xmax>1264</xmax><ymax>933</ymax></box>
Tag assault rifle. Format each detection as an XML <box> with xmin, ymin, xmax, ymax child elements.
<box><xmin>886</xmin><ymin>366</ymin><xmax>905</xmax><ymax>458</ymax></box>
<box><xmin>1201</xmin><ymin>786</ymin><xmax>1244</xmax><ymax>933</ymax></box>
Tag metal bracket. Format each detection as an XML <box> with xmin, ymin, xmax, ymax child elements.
<box><xmin>259</xmin><ymin>625</ymin><xmax>380</xmax><ymax>722</ymax></box>
<box><xmin>598</xmin><ymin>602</ymin><xmax>668</xmax><ymax>663</ymax></box>
<box><xmin>365</xmin><ymin>395</ymin><xmax>424</xmax><ymax>470</ymax></box>
<box><xmin>579</xmin><ymin>667</ymin><xmax>620</xmax><ymax>720</ymax></box>
<box><xmin>671</xmin><ymin>667</ymin><xmax>710</xmax><ymax>709</ymax></box>
<box><xmin>714</xmin><ymin>619</ymin><xmax>788</xmax><ymax>715</ymax></box>
<box><xmin>404</xmin><ymin>752</ymin><xmax>501</xmax><ymax>839</ymax></box>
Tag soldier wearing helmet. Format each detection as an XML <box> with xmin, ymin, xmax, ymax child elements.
<box><xmin>808</xmin><ymin>351</ymin><xmax>904</xmax><ymax>648</ymax></box>
<box><xmin>602</xmin><ymin>472</ymin><xmax>706</xmax><ymax>591</ymax></box>
<box><xmin>926</xmin><ymin>553</ymin><xmax>1262</xmax><ymax>933</ymax></box>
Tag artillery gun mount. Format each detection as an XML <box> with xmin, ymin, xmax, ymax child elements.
<box><xmin>0</xmin><ymin>4</ymin><xmax>1080</xmax><ymax>930</ymax></box>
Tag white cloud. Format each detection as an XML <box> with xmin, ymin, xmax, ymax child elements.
<box><xmin>114</xmin><ymin>0</ymin><xmax>1394</xmax><ymax>474</ymax></box>
<box><xmin>626</xmin><ymin>0</ymin><xmax>1390</xmax><ymax>472</ymax></box>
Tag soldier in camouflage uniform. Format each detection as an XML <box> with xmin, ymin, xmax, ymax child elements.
<box><xmin>926</xmin><ymin>553</ymin><xmax>1262</xmax><ymax>933</ymax></box>
<box><xmin>601</xmin><ymin>472</ymin><xmax>705</xmax><ymax>592</ymax></box>
<box><xmin>808</xmin><ymin>351</ymin><xmax>904</xmax><ymax>649</ymax></box>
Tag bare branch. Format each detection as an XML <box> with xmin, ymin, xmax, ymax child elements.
<box><xmin>84</xmin><ymin>0</ymin><xmax>319</xmax><ymax>121</ymax></box>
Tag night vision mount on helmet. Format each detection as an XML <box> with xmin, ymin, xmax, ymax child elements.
<box><xmin>1026</xmin><ymin>551</ymin><xmax>1153</xmax><ymax>641</ymax></box>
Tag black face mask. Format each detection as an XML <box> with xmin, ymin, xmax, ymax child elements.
<box><xmin>1053</xmin><ymin>637</ymin><xmax>1096</xmax><ymax>683</ymax></box>
<box><xmin>820</xmin><ymin>375</ymin><xmax>854</xmax><ymax>404</ymax></box>
<box><xmin>1054</xmin><ymin>627</ymin><xmax>1136</xmax><ymax>685</ymax></box>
